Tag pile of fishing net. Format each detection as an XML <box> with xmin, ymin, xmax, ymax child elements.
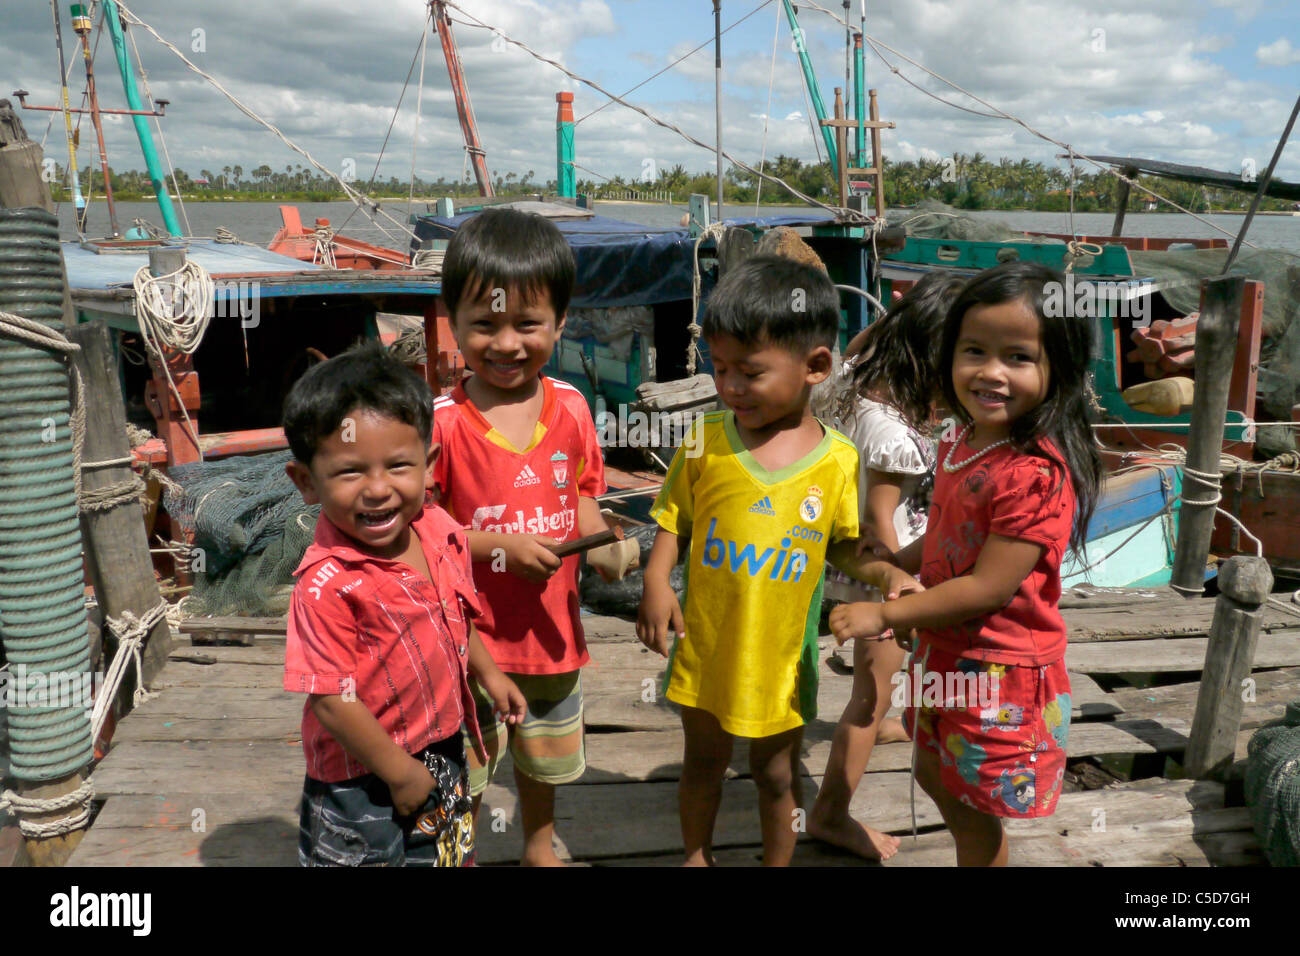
<box><xmin>1129</xmin><ymin>246</ymin><xmax>1300</xmax><ymax>457</ymax></box>
<box><xmin>887</xmin><ymin>200</ymin><xmax>1057</xmax><ymax>243</ymax></box>
<box><xmin>163</xmin><ymin>450</ymin><xmax>318</xmax><ymax>618</ymax></box>
<box><xmin>1244</xmin><ymin>699</ymin><xmax>1300</xmax><ymax>866</ymax></box>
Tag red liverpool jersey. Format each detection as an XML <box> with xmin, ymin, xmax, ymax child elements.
<box><xmin>432</xmin><ymin>376</ymin><xmax>606</xmax><ymax>674</ymax></box>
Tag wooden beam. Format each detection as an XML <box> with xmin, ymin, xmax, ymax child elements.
<box><xmin>65</xmin><ymin>321</ymin><xmax>173</xmax><ymax>703</ymax></box>
<box><xmin>869</xmin><ymin>89</ymin><xmax>886</xmax><ymax>219</ymax></box>
<box><xmin>833</xmin><ymin>87</ymin><xmax>848</xmax><ymax>208</ymax></box>
<box><xmin>1111</xmin><ymin>164</ymin><xmax>1138</xmax><ymax>238</ymax></box>
<box><xmin>1170</xmin><ymin>277</ymin><xmax>1245</xmax><ymax>596</ymax></box>
<box><xmin>1185</xmin><ymin>556</ymin><xmax>1274</xmax><ymax>778</ymax></box>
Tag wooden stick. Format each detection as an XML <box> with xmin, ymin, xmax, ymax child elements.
<box><xmin>1185</xmin><ymin>555</ymin><xmax>1273</xmax><ymax>778</ymax></box>
<box><xmin>549</xmin><ymin>525</ymin><xmax>624</xmax><ymax>559</ymax></box>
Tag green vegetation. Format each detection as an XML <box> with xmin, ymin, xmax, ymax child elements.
<box><xmin>49</xmin><ymin>153</ymin><xmax>1296</xmax><ymax>213</ymax></box>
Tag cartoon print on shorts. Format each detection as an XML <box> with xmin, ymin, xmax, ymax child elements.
<box><xmin>980</xmin><ymin>702</ymin><xmax>1025</xmax><ymax>733</ymax></box>
<box><xmin>943</xmin><ymin>733</ymin><xmax>988</xmax><ymax>785</ymax></box>
<box><xmin>1042</xmin><ymin>766</ymin><xmax>1065</xmax><ymax>807</ymax></box>
<box><xmin>990</xmin><ymin>765</ymin><xmax>1036</xmax><ymax>814</ymax></box>
<box><xmin>1043</xmin><ymin>693</ymin><xmax>1072</xmax><ymax>748</ymax></box>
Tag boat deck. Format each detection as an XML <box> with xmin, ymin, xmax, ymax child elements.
<box><xmin>68</xmin><ymin>587</ymin><xmax>1300</xmax><ymax>866</ymax></box>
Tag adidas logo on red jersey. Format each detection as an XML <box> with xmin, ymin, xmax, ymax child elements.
<box><xmin>513</xmin><ymin>464</ymin><xmax>542</xmax><ymax>488</ymax></box>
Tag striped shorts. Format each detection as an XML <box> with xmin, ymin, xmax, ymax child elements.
<box><xmin>465</xmin><ymin>669</ymin><xmax>585</xmax><ymax>795</ymax></box>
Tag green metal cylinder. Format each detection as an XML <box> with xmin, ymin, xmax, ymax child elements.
<box><xmin>0</xmin><ymin>208</ymin><xmax>93</xmax><ymax>780</ymax></box>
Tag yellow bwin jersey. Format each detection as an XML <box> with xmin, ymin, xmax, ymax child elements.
<box><xmin>651</xmin><ymin>410</ymin><xmax>859</xmax><ymax>738</ymax></box>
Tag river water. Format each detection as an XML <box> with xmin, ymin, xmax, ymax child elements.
<box><xmin>55</xmin><ymin>198</ymin><xmax>1300</xmax><ymax>256</ymax></box>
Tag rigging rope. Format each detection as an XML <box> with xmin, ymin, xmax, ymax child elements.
<box><xmin>113</xmin><ymin>1</ymin><xmax>418</xmax><ymax>244</ymax></box>
<box><xmin>441</xmin><ymin>2</ymin><xmax>867</xmax><ymax>223</ymax></box>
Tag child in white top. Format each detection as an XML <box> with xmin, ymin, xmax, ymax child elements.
<box><xmin>809</xmin><ymin>271</ymin><xmax>965</xmax><ymax>860</ymax></box>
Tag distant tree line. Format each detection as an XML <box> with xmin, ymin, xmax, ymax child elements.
<box><xmin>47</xmin><ymin>153</ymin><xmax>1294</xmax><ymax>212</ymax></box>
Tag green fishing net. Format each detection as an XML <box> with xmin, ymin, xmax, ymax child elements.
<box><xmin>1244</xmin><ymin>700</ymin><xmax>1300</xmax><ymax>867</ymax></box>
<box><xmin>163</xmin><ymin>450</ymin><xmax>318</xmax><ymax>617</ymax></box>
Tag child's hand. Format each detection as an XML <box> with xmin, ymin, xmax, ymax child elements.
<box><xmin>503</xmin><ymin>534</ymin><xmax>565</xmax><ymax>582</ymax></box>
<box><xmin>586</xmin><ymin>537</ymin><xmax>640</xmax><ymax>582</ymax></box>
<box><xmin>388</xmin><ymin>757</ymin><xmax>436</xmax><ymax>817</ymax></box>
<box><xmin>480</xmin><ymin>671</ymin><xmax>528</xmax><ymax>728</ymax></box>
<box><xmin>872</xmin><ymin>563</ymin><xmax>924</xmax><ymax>602</ymax></box>
<box><xmin>636</xmin><ymin>580</ymin><xmax>683</xmax><ymax>657</ymax></box>
<box><xmin>829</xmin><ymin>601</ymin><xmax>890</xmax><ymax>645</ymax></box>
<box><xmin>855</xmin><ymin>529</ymin><xmax>898</xmax><ymax>564</ymax></box>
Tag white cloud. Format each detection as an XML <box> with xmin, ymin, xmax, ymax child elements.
<box><xmin>1256</xmin><ymin>38</ymin><xmax>1300</xmax><ymax>67</ymax></box>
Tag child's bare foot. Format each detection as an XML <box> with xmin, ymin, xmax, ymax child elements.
<box><xmin>808</xmin><ymin>807</ymin><xmax>901</xmax><ymax>861</ymax></box>
<box><xmin>520</xmin><ymin>847</ymin><xmax>567</xmax><ymax>867</ymax></box>
<box><xmin>877</xmin><ymin>716</ymin><xmax>910</xmax><ymax>745</ymax></box>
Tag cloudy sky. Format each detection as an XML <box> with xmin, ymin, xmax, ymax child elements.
<box><xmin>3</xmin><ymin>0</ymin><xmax>1297</xmax><ymax>196</ymax></box>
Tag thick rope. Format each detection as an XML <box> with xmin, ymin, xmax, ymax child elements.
<box><xmin>89</xmin><ymin>601</ymin><xmax>167</xmax><ymax>746</ymax></box>
<box><xmin>687</xmin><ymin>223</ymin><xmax>728</xmax><ymax>375</ymax></box>
<box><xmin>132</xmin><ymin>260</ymin><xmax>211</xmax><ymax>461</ymax></box>
<box><xmin>0</xmin><ymin>780</ymin><xmax>96</xmax><ymax>838</ymax></box>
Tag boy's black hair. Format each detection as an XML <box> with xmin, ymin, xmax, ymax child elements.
<box><xmin>701</xmin><ymin>255</ymin><xmax>840</xmax><ymax>353</ymax></box>
<box><xmin>843</xmin><ymin>270</ymin><xmax>966</xmax><ymax>429</ymax></box>
<box><xmin>282</xmin><ymin>341</ymin><xmax>433</xmax><ymax>464</ymax></box>
<box><xmin>937</xmin><ymin>260</ymin><xmax>1103</xmax><ymax>557</ymax></box>
<box><xmin>440</xmin><ymin>208</ymin><xmax>575</xmax><ymax>318</ymax></box>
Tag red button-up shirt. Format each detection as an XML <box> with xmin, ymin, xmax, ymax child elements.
<box><xmin>284</xmin><ymin>505</ymin><xmax>483</xmax><ymax>782</ymax></box>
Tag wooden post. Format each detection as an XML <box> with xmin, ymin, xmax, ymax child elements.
<box><xmin>0</xmin><ymin>98</ymin><xmax>91</xmax><ymax>865</ymax></box>
<box><xmin>1169</xmin><ymin>277</ymin><xmax>1245</xmax><ymax>596</ymax></box>
<box><xmin>833</xmin><ymin>88</ymin><xmax>848</xmax><ymax>209</ymax></box>
<box><xmin>868</xmin><ymin>89</ymin><xmax>885</xmax><ymax>219</ymax></box>
<box><xmin>65</xmin><ymin>321</ymin><xmax>172</xmax><ymax>711</ymax></box>
<box><xmin>1110</xmin><ymin>164</ymin><xmax>1138</xmax><ymax>238</ymax></box>
<box><xmin>1184</xmin><ymin>556</ymin><xmax>1273</xmax><ymax>778</ymax></box>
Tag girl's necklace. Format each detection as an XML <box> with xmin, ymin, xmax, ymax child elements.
<box><xmin>943</xmin><ymin>425</ymin><xmax>1011</xmax><ymax>473</ymax></box>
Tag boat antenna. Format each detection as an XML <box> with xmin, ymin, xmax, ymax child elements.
<box><xmin>1224</xmin><ymin>90</ymin><xmax>1300</xmax><ymax>272</ymax></box>
<box><xmin>71</xmin><ymin>3</ymin><xmax>119</xmax><ymax>237</ymax></box>
<box><xmin>50</xmin><ymin>0</ymin><xmax>87</xmax><ymax>233</ymax></box>
<box><xmin>713</xmin><ymin>0</ymin><xmax>724</xmax><ymax>221</ymax></box>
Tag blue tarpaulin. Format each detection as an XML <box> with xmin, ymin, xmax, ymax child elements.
<box><xmin>412</xmin><ymin>211</ymin><xmax>833</xmax><ymax>309</ymax></box>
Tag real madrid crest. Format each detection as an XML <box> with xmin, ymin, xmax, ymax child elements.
<box><xmin>799</xmin><ymin>484</ymin><xmax>823</xmax><ymax>522</ymax></box>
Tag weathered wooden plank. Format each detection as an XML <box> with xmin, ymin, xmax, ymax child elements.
<box><xmin>155</xmin><ymin>661</ymin><xmax>286</xmax><ymax>690</ymax></box>
<box><xmin>180</xmin><ymin>616</ymin><xmax>287</xmax><ymax>636</ymax></box>
<box><xmin>474</xmin><ymin>770</ymin><xmax>937</xmax><ymax>863</ymax></box>
<box><xmin>69</xmin><ymin>793</ymin><xmax>299</xmax><ymax>867</ymax></box>
<box><xmin>93</xmin><ymin>740</ymin><xmax>305</xmax><ymax>796</ymax></box>
<box><xmin>168</xmin><ymin>644</ymin><xmax>286</xmax><ymax>666</ymax></box>
<box><xmin>1066</xmin><ymin>632</ymin><xmax>1300</xmax><ymax>673</ymax></box>
<box><xmin>1063</xmin><ymin>594</ymin><xmax>1299</xmax><ymax>642</ymax></box>
<box><xmin>110</xmin><ymin>715</ymin><xmax>301</xmax><ymax>744</ymax></box>
<box><xmin>1111</xmin><ymin>666</ymin><xmax>1300</xmax><ymax>728</ymax></box>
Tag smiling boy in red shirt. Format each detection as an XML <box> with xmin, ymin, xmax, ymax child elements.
<box><xmin>432</xmin><ymin>208</ymin><xmax>635</xmax><ymax>866</ymax></box>
<box><xmin>282</xmin><ymin>343</ymin><xmax>525</xmax><ymax>866</ymax></box>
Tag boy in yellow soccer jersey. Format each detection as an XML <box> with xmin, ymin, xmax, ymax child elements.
<box><xmin>637</xmin><ymin>255</ymin><xmax>915</xmax><ymax>866</ymax></box>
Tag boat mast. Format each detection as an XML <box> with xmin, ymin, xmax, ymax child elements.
<box><xmin>713</xmin><ymin>1</ymin><xmax>723</xmax><ymax>219</ymax></box>
<box><xmin>430</xmin><ymin>1</ymin><xmax>494</xmax><ymax>198</ymax></box>
<box><xmin>50</xmin><ymin>0</ymin><xmax>87</xmax><ymax>233</ymax></box>
<box><xmin>101</xmin><ymin>0</ymin><xmax>182</xmax><ymax>236</ymax></box>
<box><xmin>781</xmin><ymin>0</ymin><xmax>836</xmax><ymax>169</ymax></box>
<box><xmin>71</xmin><ymin>3</ymin><xmax>119</xmax><ymax>236</ymax></box>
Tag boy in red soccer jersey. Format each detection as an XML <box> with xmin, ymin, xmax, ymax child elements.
<box><xmin>433</xmin><ymin>208</ymin><xmax>636</xmax><ymax>866</ymax></box>
<box><xmin>281</xmin><ymin>343</ymin><xmax>526</xmax><ymax>866</ymax></box>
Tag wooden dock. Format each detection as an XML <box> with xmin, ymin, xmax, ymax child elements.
<box><xmin>68</xmin><ymin>587</ymin><xmax>1300</xmax><ymax>866</ymax></box>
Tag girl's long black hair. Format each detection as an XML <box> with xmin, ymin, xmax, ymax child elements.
<box><xmin>839</xmin><ymin>270</ymin><xmax>967</xmax><ymax>430</ymax></box>
<box><xmin>938</xmin><ymin>261</ymin><xmax>1103</xmax><ymax>557</ymax></box>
